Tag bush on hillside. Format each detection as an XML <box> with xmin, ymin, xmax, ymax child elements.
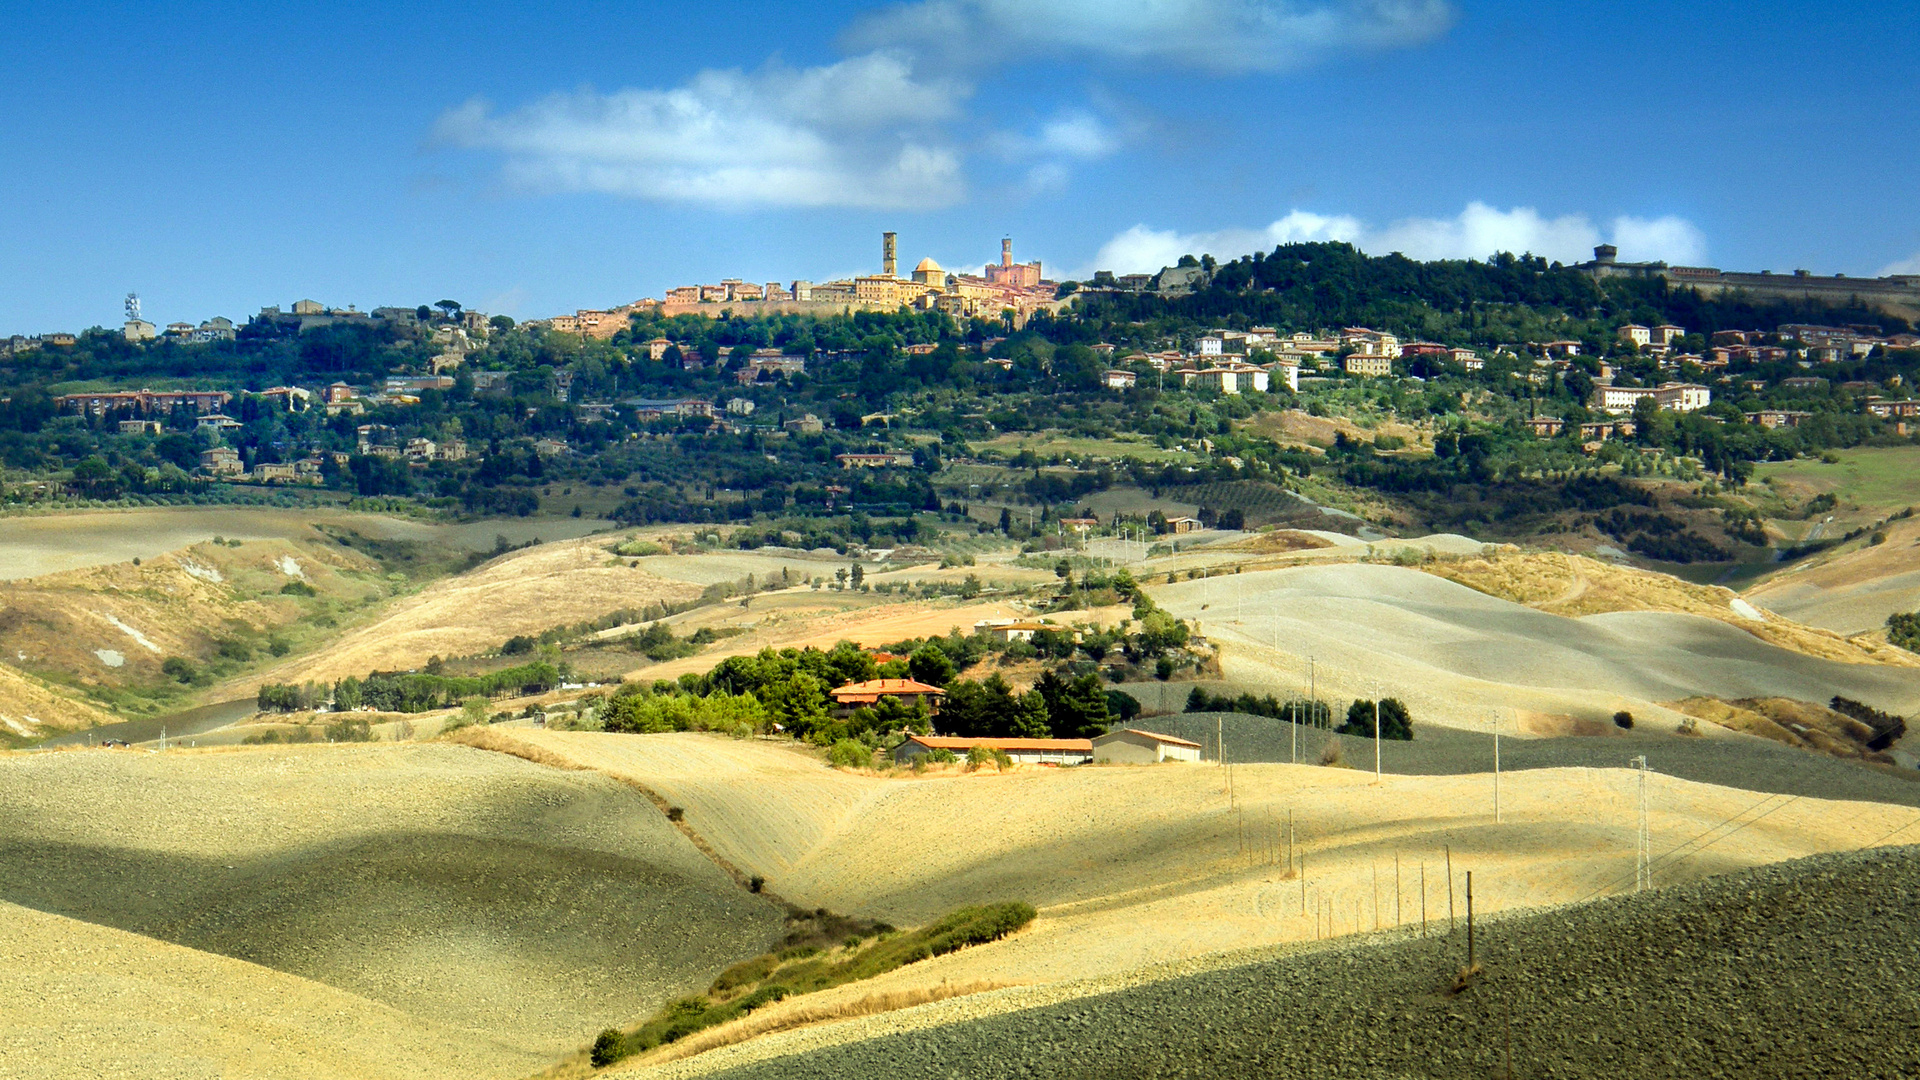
<box><xmin>590</xmin><ymin>902</ymin><xmax>1035</xmax><ymax>1068</ymax></box>
<box><xmin>1887</xmin><ymin>611</ymin><xmax>1920</xmax><ymax>653</ymax></box>
<box><xmin>1338</xmin><ymin>698</ymin><xmax>1413</xmax><ymax>741</ymax></box>
<box><xmin>827</xmin><ymin>739</ymin><xmax>871</xmax><ymax>769</ymax></box>
<box><xmin>280</xmin><ymin>580</ymin><xmax>316</xmax><ymax>596</ymax></box>
<box><xmin>1614</xmin><ymin>710</ymin><xmax>1635</xmax><ymax>729</ymax></box>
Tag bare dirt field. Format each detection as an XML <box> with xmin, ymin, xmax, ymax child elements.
<box><xmin>0</xmin><ymin>898</ymin><xmax>528</xmax><ymax>1080</ymax></box>
<box><xmin>460</xmin><ymin>729</ymin><xmax>1911</xmax><ymax>1078</ymax></box>
<box><xmin>1149</xmin><ymin>563</ymin><xmax>1920</xmax><ymax>735</ymax></box>
<box><xmin>0</xmin><ymin>742</ymin><xmax>784</xmax><ymax>1076</ymax></box>
<box><xmin>658</xmin><ymin>847</ymin><xmax>1920</xmax><ymax>1080</ymax></box>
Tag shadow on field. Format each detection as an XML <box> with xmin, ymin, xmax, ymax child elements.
<box><xmin>1153</xmin><ymin>712</ymin><xmax>1920</xmax><ymax>807</ymax></box>
<box><xmin>0</xmin><ymin>829</ymin><xmax>785</xmax><ymax>1050</ymax></box>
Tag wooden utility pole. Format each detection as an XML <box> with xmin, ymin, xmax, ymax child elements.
<box><xmin>1372</xmin><ymin>865</ymin><xmax>1380</xmax><ymax>931</ymax></box>
<box><xmin>1374</xmin><ymin>697</ymin><xmax>1382</xmax><ymax>779</ymax></box>
<box><xmin>1446</xmin><ymin>844</ymin><xmax>1456</xmax><ymax>933</ymax></box>
<box><xmin>1466</xmin><ymin>870</ymin><xmax>1476</xmax><ymax>969</ymax></box>
<box><xmin>1420</xmin><ymin>861</ymin><xmax>1428</xmax><ymax>936</ymax></box>
<box><xmin>1395</xmin><ymin>854</ymin><xmax>1402</xmax><ymax>927</ymax></box>
<box><xmin>1494</xmin><ymin>716</ymin><xmax>1502</xmax><ymax>824</ymax></box>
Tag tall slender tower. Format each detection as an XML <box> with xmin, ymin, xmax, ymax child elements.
<box><xmin>1001</xmin><ymin>237</ymin><xmax>1013</xmax><ymax>268</ymax></box>
<box><xmin>883</xmin><ymin>232</ymin><xmax>897</xmax><ymax>277</ymax></box>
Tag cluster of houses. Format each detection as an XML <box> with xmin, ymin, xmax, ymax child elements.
<box><xmin>822</xmin><ymin>676</ymin><xmax>1205</xmax><ymax>766</ymax></box>
<box><xmin>546</xmin><ymin>235</ymin><xmax>1065</xmax><ymax>335</ymax></box>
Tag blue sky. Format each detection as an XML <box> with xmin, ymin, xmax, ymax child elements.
<box><xmin>3</xmin><ymin>0</ymin><xmax>1917</xmax><ymax>333</ymax></box>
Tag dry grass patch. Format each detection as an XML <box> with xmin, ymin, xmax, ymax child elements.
<box><xmin>1667</xmin><ymin>696</ymin><xmax>1894</xmax><ymax>761</ymax></box>
<box><xmin>1426</xmin><ymin>550</ymin><xmax>1920</xmax><ymax>668</ymax></box>
<box><xmin>446</xmin><ymin>724</ymin><xmax>591</xmax><ymax>770</ymax></box>
<box><xmin>1227</xmin><ymin>530</ymin><xmax>1337</xmax><ymax>555</ymax></box>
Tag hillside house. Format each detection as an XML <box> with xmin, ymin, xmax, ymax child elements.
<box><xmin>830</xmin><ymin>679</ymin><xmax>946</xmax><ymax>716</ymax></box>
<box><xmin>1194</xmin><ymin>362</ymin><xmax>1269</xmax><ymax>395</ymax></box>
<box><xmin>1092</xmin><ymin>729</ymin><xmax>1205</xmax><ymax>764</ymax></box>
<box><xmin>974</xmin><ymin>620</ymin><xmax>1054</xmax><ymax>644</ymax></box>
<box><xmin>1592</xmin><ymin>382</ymin><xmax>1711</xmax><ymax>416</ymax></box>
<box><xmin>1103</xmin><ymin>369</ymin><xmax>1138</xmax><ymax>390</ymax></box>
<box><xmin>835</xmin><ymin>452</ymin><xmax>915</xmax><ymax>469</ymax></box>
<box><xmin>891</xmin><ymin>735</ymin><xmax>1093</xmax><ymax>766</ymax></box>
<box><xmin>1344</xmin><ymin>354</ymin><xmax>1392</xmax><ymax>377</ymax></box>
<box><xmin>199</xmin><ymin>446</ymin><xmax>242</xmax><ymax>475</ymax></box>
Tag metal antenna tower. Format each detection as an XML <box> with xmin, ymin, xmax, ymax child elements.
<box><xmin>125</xmin><ymin>293</ymin><xmax>141</xmax><ymax>322</ymax></box>
<box><xmin>1632</xmin><ymin>755</ymin><xmax>1650</xmax><ymax>892</ymax></box>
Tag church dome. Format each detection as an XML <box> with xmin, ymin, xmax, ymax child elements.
<box><xmin>914</xmin><ymin>257</ymin><xmax>943</xmax><ymax>272</ymax></box>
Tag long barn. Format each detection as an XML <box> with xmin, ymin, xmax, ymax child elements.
<box><xmin>891</xmin><ymin>735</ymin><xmax>1093</xmax><ymax>766</ymax></box>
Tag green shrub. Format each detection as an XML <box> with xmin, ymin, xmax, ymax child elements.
<box><xmin>590</xmin><ymin>1029</ymin><xmax>623</xmax><ymax>1067</ymax></box>
<box><xmin>1338</xmin><ymin>698</ymin><xmax>1413</xmax><ymax>740</ymax></box>
<box><xmin>827</xmin><ymin>739</ymin><xmax>871</xmax><ymax>769</ymax></box>
<box><xmin>324</xmin><ymin>717</ymin><xmax>372</xmax><ymax>742</ymax></box>
<box><xmin>280</xmin><ymin>580</ymin><xmax>317</xmax><ymax>596</ymax></box>
<box><xmin>1613</xmin><ymin>710</ymin><xmax>1634</xmax><ymax>729</ymax></box>
<box><xmin>591</xmin><ymin>902</ymin><xmax>1033</xmax><ymax>1069</ymax></box>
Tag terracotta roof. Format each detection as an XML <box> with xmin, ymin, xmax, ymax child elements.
<box><xmin>830</xmin><ymin>678</ymin><xmax>947</xmax><ymax>702</ymax></box>
<box><xmin>1107</xmin><ymin>728</ymin><xmax>1204</xmax><ymax>749</ymax></box>
<box><xmin>905</xmin><ymin>735</ymin><xmax>1094</xmax><ymax>752</ymax></box>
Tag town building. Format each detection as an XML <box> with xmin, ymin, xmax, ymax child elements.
<box><xmin>1591</xmin><ymin>382</ymin><xmax>1712</xmax><ymax>415</ymax></box>
<box><xmin>1102</xmin><ymin>369</ymin><xmax>1138</xmax><ymax>390</ymax></box>
<box><xmin>834</xmin><ymin>452</ymin><xmax>916</xmax><ymax>469</ymax></box>
<box><xmin>983</xmin><ymin>238</ymin><xmax>1043</xmax><ymax>289</ymax></box>
<box><xmin>1092</xmin><ymin>728</ymin><xmax>1205</xmax><ymax>764</ymax></box>
<box><xmin>1194</xmin><ymin>361</ymin><xmax>1270</xmax><ymax>394</ymax></box>
<box><xmin>783</xmin><ymin>414</ymin><xmax>825</xmax><ymax>434</ymax></box>
<box><xmin>1344</xmin><ymin>354</ymin><xmax>1393</xmax><ymax>377</ymax></box>
<box><xmin>55</xmin><ymin>388</ymin><xmax>232</xmax><ymax>417</ymax></box>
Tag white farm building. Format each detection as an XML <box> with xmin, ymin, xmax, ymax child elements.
<box><xmin>1092</xmin><ymin>729</ymin><xmax>1205</xmax><ymax>764</ymax></box>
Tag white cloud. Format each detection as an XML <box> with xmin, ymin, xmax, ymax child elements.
<box><xmin>847</xmin><ymin>0</ymin><xmax>1457</xmax><ymax>74</ymax></box>
<box><xmin>1080</xmin><ymin>210</ymin><xmax>1365</xmax><ymax>276</ymax></box>
<box><xmin>1080</xmin><ymin>203</ymin><xmax>1707</xmax><ymax>274</ymax></box>
<box><xmin>1609</xmin><ymin>215</ymin><xmax>1708</xmax><ymax>266</ymax></box>
<box><xmin>434</xmin><ymin>52</ymin><xmax>967</xmax><ymax>210</ymax></box>
<box><xmin>1878</xmin><ymin>253</ymin><xmax>1920</xmax><ymax>276</ymax></box>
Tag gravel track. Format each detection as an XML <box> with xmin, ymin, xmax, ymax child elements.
<box><xmin>684</xmin><ymin>846</ymin><xmax>1920</xmax><ymax>1080</ymax></box>
<box><xmin>1152</xmin><ymin>712</ymin><xmax>1920</xmax><ymax>807</ymax></box>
